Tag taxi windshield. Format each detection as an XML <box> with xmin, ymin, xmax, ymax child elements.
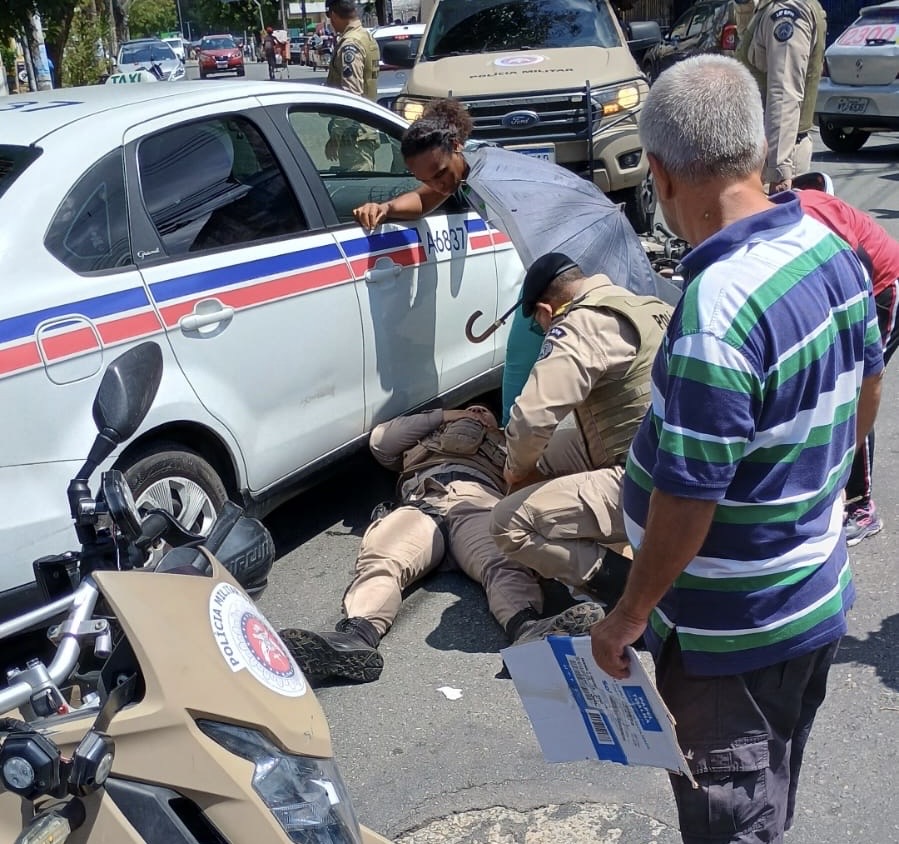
<box><xmin>120</xmin><ymin>42</ymin><xmax>176</xmax><ymax>63</ymax></box>
<box><xmin>421</xmin><ymin>0</ymin><xmax>620</xmax><ymax>58</ymax></box>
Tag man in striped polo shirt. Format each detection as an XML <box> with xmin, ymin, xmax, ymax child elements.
<box><xmin>590</xmin><ymin>55</ymin><xmax>884</xmax><ymax>843</ymax></box>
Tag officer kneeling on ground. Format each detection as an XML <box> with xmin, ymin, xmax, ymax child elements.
<box><xmin>491</xmin><ymin>252</ymin><xmax>672</xmax><ymax>608</ymax></box>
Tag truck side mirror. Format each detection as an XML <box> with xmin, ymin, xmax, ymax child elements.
<box><xmin>627</xmin><ymin>20</ymin><xmax>662</xmax><ymax>55</ymax></box>
<box><xmin>381</xmin><ymin>40</ymin><xmax>415</xmax><ymax>68</ymax></box>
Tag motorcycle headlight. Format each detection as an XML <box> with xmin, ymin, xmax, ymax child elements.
<box><xmin>197</xmin><ymin>720</ymin><xmax>363</xmax><ymax>844</ymax></box>
<box><xmin>394</xmin><ymin>95</ymin><xmax>429</xmax><ymax>121</ymax></box>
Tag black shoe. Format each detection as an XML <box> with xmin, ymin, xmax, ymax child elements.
<box><xmin>278</xmin><ymin>617</ymin><xmax>383</xmax><ymax>683</ymax></box>
<box><xmin>583</xmin><ymin>549</ymin><xmax>632</xmax><ymax>609</ymax></box>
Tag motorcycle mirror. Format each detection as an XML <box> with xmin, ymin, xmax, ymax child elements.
<box><xmin>91</xmin><ymin>342</ymin><xmax>163</xmax><ymax>448</ymax></box>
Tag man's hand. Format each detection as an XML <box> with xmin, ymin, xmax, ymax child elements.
<box><xmin>325</xmin><ymin>137</ymin><xmax>339</xmax><ymax>162</ymax></box>
<box><xmin>590</xmin><ymin>604</ymin><xmax>648</xmax><ymax>679</ymax></box>
<box><xmin>770</xmin><ymin>178</ymin><xmax>792</xmax><ymax>193</ymax></box>
<box><xmin>353</xmin><ymin>201</ymin><xmax>390</xmax><ymax>229</ymax></box>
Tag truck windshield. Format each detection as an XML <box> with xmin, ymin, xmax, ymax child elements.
<box><xmin>422</xmin><ymin>0</ymin><xmax>621</xmax><ymax>58</ymax></box>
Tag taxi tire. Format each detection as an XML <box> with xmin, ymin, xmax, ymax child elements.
<box><xmin>122</xmin><ymin>444</ymin><xmax>228</xmax><ymax>537</ymax></box>
<box><xmin>819</xmin><ymin>124</ymin><xmax>870</xmax><ymax>155</ymax></box>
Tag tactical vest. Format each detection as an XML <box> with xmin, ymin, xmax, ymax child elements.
<box><xmin>399</xmin><ymin>420</ymin><xmax>507</xmax><ymax>491</ymax></box>
<box><xmin>736</xmin><ymin>0</ymin><xmax>826</xmax><ymax>133</ymax></box>
<box><xmin>564</xmin><ymin>285</ymin><xmax>671</xmax><ymax>467</ymax></box>
<box><xmin>327</xmin><ymin>21</ymin><xmax>379</xmax><ymax>102</ymax></box>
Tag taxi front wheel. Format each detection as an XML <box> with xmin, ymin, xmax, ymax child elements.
<box><xmin>122</xmin><ymin>444</ymin><xmax>228</xmax><ymax>544</ymax></box>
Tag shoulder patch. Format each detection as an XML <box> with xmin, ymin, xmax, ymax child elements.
<box><xmin>536</xmin><ymin>340</ymin><xmax>553</xmax><ymax>361</ymax></box>
<box><xmin>548</xmin><ymin>326</ymin><xmax>566</xmax><ymax>339</ymax></box>
<box><xmin>773</xmin><ymin>20</ymin><xmax>794</xmax><ymax>41</ymax></box>
<box><xmin>771</xmin><ymin>7</ymin><xmax>799</xmax><ymax>20</ymax></box>
<box><xmin>343</xmin><ymin>44</ymin><xmax>358</xmax><ymax>65</ymax></box>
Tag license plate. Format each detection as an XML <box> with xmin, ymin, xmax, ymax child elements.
<box><xmin>836</xmin><ymin>97</ymin><xmax>869</xmax><ymax>114</ymax></box>
<box><xmin>509</xmin><ymin>144</ymin><xmax>556</xmax><ymax>164</ymax></box>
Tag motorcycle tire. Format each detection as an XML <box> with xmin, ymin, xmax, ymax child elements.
<box><xmin>121</xmin><ymin>444</ymin><xmax>227</xmax><ymax>541</ymax></box>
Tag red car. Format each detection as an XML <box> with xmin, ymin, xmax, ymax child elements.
<box><xmin>198</xmin><ymin>34</ymin><xmax>245</xmax><ymax>78</ymax></box>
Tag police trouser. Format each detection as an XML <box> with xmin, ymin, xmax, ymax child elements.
<box><xmin>343</xmin><ymin>480</ymin><xmax>543</xmax><ymax>636</ymax></box>
<box><xmin>490</xmin><ymin>428</ymin><xmax>630</xmax><ymax>587</ymax></box>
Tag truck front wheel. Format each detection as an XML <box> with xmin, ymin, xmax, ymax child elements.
<box><xmin>612</xmin><ymin>173</ymin><xmax>656</xmax><ymax>235</ymax></box>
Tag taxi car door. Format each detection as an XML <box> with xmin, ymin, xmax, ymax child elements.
<box><xmin>277</xmin><ymin>104</ymin><xmax>500</xmax><ymax>427</ymax></box>
<box><xmin>125</xmin><ymin>104</ymin><xmax>363</xmax><ymax>492</ymax></box>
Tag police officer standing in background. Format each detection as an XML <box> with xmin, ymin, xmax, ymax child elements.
<box><xmin>736</xmin><ymin>0</ymin><xmax>826</xmax><ymax>192</ymax></box>
<box><xmin>323</xmin><ymin>0</ymin><xmax>381</xmax><ymax>171</ymax></box>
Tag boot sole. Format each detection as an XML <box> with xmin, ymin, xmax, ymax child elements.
<box><xmin>548</xmin><ymin>603</ymin><xmax>606</xmax><ymax>636</ymax></box>
<box><xmin>279</xmin><ymin>629</ymin><xmax>384</xmax><ymax>683</ymax></box>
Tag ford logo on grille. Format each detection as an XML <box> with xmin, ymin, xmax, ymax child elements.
<box><xmin>501</xmin><ymin>110</ymin><xmax>540</xmax><ymax>129</ymax></box>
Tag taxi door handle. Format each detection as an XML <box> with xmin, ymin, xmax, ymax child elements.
<box><xmin>363</xmin><ymin>261</ymin><xmax>403</xmax><ymax>283</ymax></box>
<box><xmin>179</xmin><ymin>302</ymin><xmax>235</xmax><ymax>332</ymax></box>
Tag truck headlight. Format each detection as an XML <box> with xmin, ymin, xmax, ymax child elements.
<box><xmin>395</xmin><ymin>95</ymin><xmax>429</xmax><ymax>121</ymax></box>
<box><xmin>590</xmin><ymin>85</ymin><xmax>641</xmax><ymax>119</ymax></box>
<box><xmin>197</xmin><ymin>720</ymin><xmax>363</xmax><ymax>844</ymax></box>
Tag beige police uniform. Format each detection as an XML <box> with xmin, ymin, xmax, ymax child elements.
<box><xmin>491</xmin><ymin>276</ymin><xmax>671</xmax><ymax>587</ymax></box>
<box><xmin>737</xmin><ymin>0</ymin><xmax>826</xmax><ymax>185</ymax></box>
<box><xmin>326</xmin><ymin>19</ymin><xmax>380</xmax><ymax>171</ymax></box>
<box><xmin>342</xmin><ymin>410</ymin><xmax>543</xmax><ymax>635</ymax></box>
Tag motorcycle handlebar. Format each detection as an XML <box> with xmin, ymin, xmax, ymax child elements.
<box><xmin>0</xmin><ymin>578</ymin><xmax>100</xmax><ymax>716</ymax></box>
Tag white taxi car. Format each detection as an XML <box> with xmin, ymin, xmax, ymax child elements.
<box><xmin>815</xmin><ymin>1</ymin><xmax>899</xmax><ymax>153</ymax></box>
<box><xmin>0</xmin><ymin>82</ymin><xmax>521</xmax><ymax>616</ymax></box>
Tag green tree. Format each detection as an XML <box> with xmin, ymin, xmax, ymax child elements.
<box><xmin>128</xmin><ymin>0</ymin><xmax>177</xmax><ymax>37</ymax></box>
<box><xmin>62</xmin><ymin>0</ymin><xmax>109</xmax><ymax>86</ymax></box>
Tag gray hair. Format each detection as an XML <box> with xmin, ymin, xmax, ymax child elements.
<box><xmin>639</xmin><ymin>55</ymin><xmax>766</xmax><ymax>182</ymax></box>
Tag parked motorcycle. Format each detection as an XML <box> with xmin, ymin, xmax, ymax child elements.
<box><xmin>0</xmin><ymin>341</ymin><xmax>391</xmax><ymax>844</ymax></box>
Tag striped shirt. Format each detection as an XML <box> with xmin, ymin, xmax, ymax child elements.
<box><xmin>623</xmin><ymin>194</ymin><xmax>884</xmax><ymax>675</ymax></box>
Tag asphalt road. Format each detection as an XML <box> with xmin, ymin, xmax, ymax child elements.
<box><xmin>249</xmin><ymin>124</ymin><xmax>899</xmax><ymax>843</ymax></box>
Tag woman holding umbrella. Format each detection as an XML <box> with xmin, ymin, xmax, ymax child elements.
<box><xmin>353</xmin><ymin>99</ymin><xmax>677</xmax><ymax>423</ymax></box>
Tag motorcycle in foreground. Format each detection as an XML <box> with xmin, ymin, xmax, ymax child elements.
<box><xmin>0</xmin><ymin>341</ymin><xmax>391</xmax><ymax>844</ymax></box>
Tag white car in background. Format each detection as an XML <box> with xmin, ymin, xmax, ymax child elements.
<box><xmin>372</xmin><ymin>23</ymin><xmax>426</xmax><ymax>109</ymax></box>
<box><xmin>0</xmin><ymin>82</ymin><xmax>521</xmax><ymax>617</ymax></box>
<box><xmin>815</xmin><ymin>0</ymin><xmax>899</xmax><ymax>153</ymax></box>
<box><xmin>163</xmin><ymin>35</ymin><xmax>187</xmax><ymax>62</ymax></box>
<box><xmin>116</xmin><ymin>38</ymin><xmax>185</xmax><ymax>81</ymax></box>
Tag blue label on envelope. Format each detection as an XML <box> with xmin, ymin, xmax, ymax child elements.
<box><xmin>622</xmin><ymin>686</ymin><xmax>663</xmax><ymax>732</ymax></box>
<box><xmin>548</xmin><ymin>636</ymin><xmax>627</xmax><ymax>764</ymax></box>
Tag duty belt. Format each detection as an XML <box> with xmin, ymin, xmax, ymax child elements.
<box><xmin>796</xmin><ymin>132</ymin><xmax>809</xmax><ymax>144</ymax></box>
<box><xmin>428</xmin><ymin>470</ymin><xmax>488</xmax><ymax>487</ymax></box>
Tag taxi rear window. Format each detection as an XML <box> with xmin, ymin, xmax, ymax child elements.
<box><xmin>0</xmin><ymin>145</ymin><xmax>41</xmax><ymax>200</ymax></box>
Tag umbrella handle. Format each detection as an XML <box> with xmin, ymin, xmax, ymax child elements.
<box><xmin>465</xmin><ymin>310</ymin><xmax>501</xmax><ymax>343</ymax></box>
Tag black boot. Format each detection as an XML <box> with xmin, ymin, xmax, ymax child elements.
<box><xmin>583</xmin><ymin>549</ymin><xmax>632</xmax><ymax>609</ymax></box>
<box><xmin>278</xmin><ymin>617</ymin><xmax>383</xmax><ymax>683</ymax></box>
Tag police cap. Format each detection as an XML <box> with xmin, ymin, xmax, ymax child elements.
<box><xmin>520</xmin><ymin>252</ymin><xmax>579</xmax><ymax>317</ymax></box>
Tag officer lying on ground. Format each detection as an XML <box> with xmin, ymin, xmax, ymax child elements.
<box><xmin>491</xmin><ymin>253</ymin><xmax>672</xmax><ymax>608</ymax></box>
<box><xmin>278</xmin><ymin>405</ymin><xmax>604</xmax><ymax>683</ymax></box>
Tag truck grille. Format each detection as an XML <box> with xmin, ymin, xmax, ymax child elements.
<box><xmin>460</xmin><ymin>90</ymin><xmax>591</xmax><ymax>144</ymax></box>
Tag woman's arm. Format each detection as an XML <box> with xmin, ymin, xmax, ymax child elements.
<box><xmin>353</xmin><ymin>185</ymin><xmax>449</xmax><ymax>229</ymax></box>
